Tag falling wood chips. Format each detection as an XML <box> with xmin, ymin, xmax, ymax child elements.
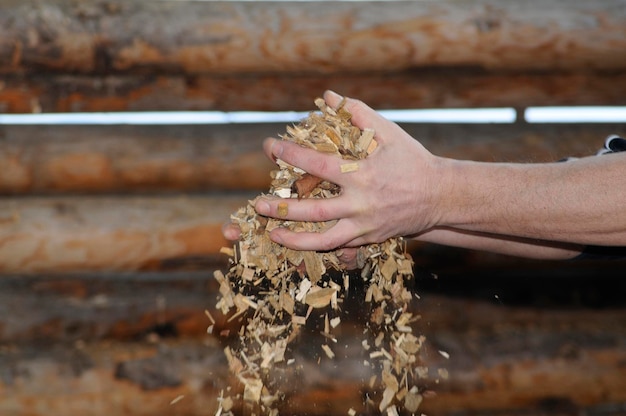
<box><xmin>214</xmin><ymin>98</ymin><xmax>427</xmax><ymax>416</ymax></box>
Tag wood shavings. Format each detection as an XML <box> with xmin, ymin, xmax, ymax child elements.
<box><xmin>294</xmin><ymin>173</ymin><xmax>323</xmax><ymax>198</ymax></box>
<box><xmin>243</xmin><ymin>378</ymin><xmax>263</xmax><ymax>403</ymax></box>
<box><xmin>169</xmin><ymin>395</ymin><xmax>185</xmax><ymax>405</ymax></box>
<box><xmin>214</xmin><ymin>98</ymin><xmax>427</xmax><ymax>415</ymax></box>
<box><xmin>321</xmin><ymin>344</ymin><xmax>335</xmax><ymax>359</ymax></box>
<box><xmin>277</xmin><ymin>202</ymin><xmax>289</xmax><ymax>218</ymax></box>
<box><xmin>404</xmin><ymin>387</ymin><xmax>423</xmax><ymax>413</ymax></box>
<box><xmin>305</xmin><ymin>287</ymin><xmax>337</xmax><ymax>308</ymax></box>
<box><xmin>205</xmin><ymin>309</ymin><xmax>215</xmax><ymax>334</ymax></box>
<box><xmin>215</xmin><ymin>390</ymin><xmax>234</xmax><ymax>416</ymax></box>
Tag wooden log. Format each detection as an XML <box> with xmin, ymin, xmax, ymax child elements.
<box><xmin>0</xmin><ymin>195</ymin><xmax>252</xmax><ymax>273</ymax></box>
<box><xmin>1</xmin><ymin>0</ymin><xmax>626</xmax><ymax>75</ymax></box>
<box><xmin>0</xmin><ymin>272</ymin><xmax>221</xmax><ymax>343</ymax></box>
<box><xmin>3</xmin><ymin>70</ymin><xmax>626</xmax><ymax>113</ymax></box>
<box><xmin>0</xmin><ymin>123</ymin><xmax>622</xmax><ymax>195</ymax></box>
<box><xmin>1</xmin><ymin>295</ymin><xmax>625</xmax><ymax>415</ymax></box>
<box><xmin>0</xmin><ymin>124</ymin><xmax>277</xmax><ymax>194</ymax></box>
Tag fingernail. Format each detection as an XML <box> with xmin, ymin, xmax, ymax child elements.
<box><xmin>226</xmin><ymin>229</ymin><xmax>240</xmax><ymax>240</ymax></box>
<box><xmin>256</xmin><ymin>199</ymin><xmax>270</xmax><ymax>215</ymax></box>
<box><xmin>325</xmin><ymin>90</ymin><xmax>343</xmax><ymax>101</ymax></box>
<box><xmin>270</xmin><ymin>139</ymin><xmax>283</xmax><ymax>159</ymax></box>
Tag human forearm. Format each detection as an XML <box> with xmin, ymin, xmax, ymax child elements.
<box><xmin>414</xmin><ymin>227</ymin><xmax>583</xmax><ymax>260</ymax></box>
<box><xmin>436</xmin><ymin>153</ymin><xmax>626</xmax><ymax>246</ymax></box>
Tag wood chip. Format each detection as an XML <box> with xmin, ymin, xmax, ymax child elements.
<box><xmin>221</xmin><ymin>396</ymin><xmax>234</xmax><ymax>412</ymax></box>
<box><xmin>379</xmin><ymin>387</ymin><xmax>396</xmax><ymax>412</ymax></box>
<box><xmin>305</xmin><ymin>287</ymin><xmax>336</xmax><ymax>308</ymax></box>
<box><xmin>204</xmin><ymin>309</ymin><xmax>215</xmax><ymax>324</ymax></box>
<box><xmin>357</xmin><ymin>128</ymin><xmax>375</xmax><ymax>153</ymax></box>
<box><xmin>386</xmin><ymin>405</ymin><xmax>400</xmax><ymax>416</ymax></box>
<box><xmin>169</xmin><ymin>395</ymin><xmax>184</xmax><ymax>405</ymax></box>
<box><xmin>321</xmin><ymin>344</ymin><xmax>335</xmax><ymax>359</ymax></box>
<box><xmin>340</xmin><ymin>162</ymin><xmax>359</xmax><ymax>173</ymax></box>
<box><xmin>281</xmin><ymin>291</ymin><xmax>295</xmax><ymax>315</ymax></box>
<box><xmin>296</xmin><ymin>278</ymin><xmax>312</xmax><ymax>302</ymax></box>
<box><xmin>277</xmin><ymin>202</ymin><xmax>289</xmax><ymax>217</ymax></box>
<box><xmin>303</xmin><ymin>251</ymin><xmax>324</xmax><ymax>284</ymax></box>
<box><xmin>404</xmin><ymin>388</ymin><xmax>423</xmax><ymax>413</ymax></box>
<box><xmin>243</xmin><ymin>378</ymin><xmax>263</xmax><ymax>403</ymax></box>
<box><xmin>220</xmin><ymin>246</ymin><xmax>235</xmax><ymax>257</ymax></box>
<box><xmin>292</xmin><ymin>315</ymin><xmax>306</xmax><ymax>326</ymax></box>
<box><xmin>295</xmin><ymin>173</ymin><xmax>323</xmax><ymax>198</ymax></box>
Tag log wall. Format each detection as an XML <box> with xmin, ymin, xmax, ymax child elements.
<box><xmin>1</xmin><ymin>0</ymin><xmax>626</xmax><ymax>112</ymax></box>
<box><xmin>0</xmin><ymin>122</ymin><xmax>624</xmax><ymax>274</ymax></box>
<box><xmin>1</xmin><ymin>1</ymin><xmax>625</xmax><ymax>415</ymax></box>
<box><xmin>2</xmin><ymin>0</ymin><xmax>625</xmax><ymax>75</ymax></box>
<box><xmin>4</xmin><ymin>71</ymin><xmax>626</xmax><ymax>113</ymax></box>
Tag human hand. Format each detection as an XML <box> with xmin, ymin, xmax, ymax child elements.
<box><xmin>254</xmin><ymin>90</ymin><xmax>445</xmax><ymax>251</ymax></box>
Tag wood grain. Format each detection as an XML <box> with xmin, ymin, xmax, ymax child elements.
<box><xmin>0</xmin><ymin>195</ymin><xmax>250</xmax><ymax>273</ymax></box>
<box><xmin>1</xmin><ymin>0</ymin><xmax>625</xmax><ymax>75</ymax></box>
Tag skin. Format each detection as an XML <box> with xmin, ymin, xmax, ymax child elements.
<box><xmin>224</xmin><ymin>90</ymin><xmax>626</xmax><ymax>265</ymax></box>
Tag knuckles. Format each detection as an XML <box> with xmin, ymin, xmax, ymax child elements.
<box><xmin>311</xmin><ymin>204</ymin><xmax>331</xmax><ymax>222</ymax></box>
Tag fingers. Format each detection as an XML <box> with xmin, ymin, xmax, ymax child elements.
<box><xmin>322</xmin><ymin>89</ymin><xmax>344</xmax><ymax>108</ymax></box>
<box><xmin>255</xmin><ymin>195</ymin><xmax>355</xmax><ymax>222</ymax></box>
<box><xmin>269</xmin><ymin>218</ymin><xmax>362</xmax><ymax>251</ymax></box>
<box><xmin>263</xmin><ymin>137</ymin><xmax>350</xmax><ymax>183</ymax></box>
<box><xmin>222</xmin><ymin>222</ymin><xmax>241</xmax><ymax>241</ymax></box>
<box><xmin>323</xmin><ymin>90</ymin><xmax>396</xmax><ymax>145</ymax></box>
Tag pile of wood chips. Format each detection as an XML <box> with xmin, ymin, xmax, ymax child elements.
<box><xmin>214</xmin><ymin>98</ymin><xmax>427</xmax><ymax>416</ymax></box>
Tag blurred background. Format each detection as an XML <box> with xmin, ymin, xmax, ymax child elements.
<box><xmin>0</xmin><ymin>1</ymin><xmax>625</xmax><ymax>415</ymax></box>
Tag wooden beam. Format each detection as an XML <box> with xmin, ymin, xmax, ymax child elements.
<box><xmin>1</xmin><ymin>0</ymin><xmax>625</xmax><ymax>76</ymax></box>
<box><xmin>3</xmin><ymin>71</ymin><xmax>626</xmax><ymax>113</ymax></box>
<box><xmin>0</xmin><ymin>195</ymin><xmax>251</xmax><ymax>273</ymax></box>
<box><xmin>0</xmin><ymin>123</ymin><xmax>622</xmax><ymax>195</ymax></box>
<box><xmin>1</xmin><ymin>295</ymin><xmax>625</xmax><ymax>415</ymax></box>
<box><xmin>0</xmin><ymin>124</ymin><xmax>277</xmax><ymax>194</ymax></box>
<box><xmin>0</xmin><ymin>272</ymin><xmax>222</xmax><ymax>343</ymax></box>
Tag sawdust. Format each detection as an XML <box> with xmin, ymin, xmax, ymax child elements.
<box><xmin>214</xmin><ymin>98</ymin><xmax>427</xmax><ymax>415</ymax></box>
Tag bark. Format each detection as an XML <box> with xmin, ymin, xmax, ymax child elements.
<box><xmin>0</xmin><ymin>0</ymin><xmax>625</xmax><ymax>75</ymax></box>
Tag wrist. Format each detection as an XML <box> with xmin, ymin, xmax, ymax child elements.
<box><xmin>431</xmin><ymin>157</ymin><xmax>505</xmax><ymax>231</ymax></box>
<box><xmin>428</xmin><ymin>156</ymin><xmax>467</xmax><ymax>229</ymax></box>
